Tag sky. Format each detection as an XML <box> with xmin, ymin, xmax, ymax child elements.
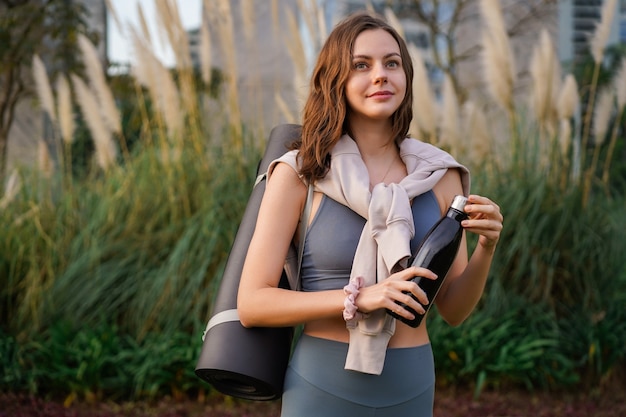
<box><xmin>107</xmin><ymin>0</ymin><xmax>202</xmax><ymax>66</ymax></box>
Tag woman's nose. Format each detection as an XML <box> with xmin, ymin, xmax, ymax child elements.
<box><xmin>373</xmin><ymin>63</ymin><xmax>388</xmax><ymax>84</ymax></box>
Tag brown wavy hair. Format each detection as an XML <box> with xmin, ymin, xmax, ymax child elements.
<box><xmin>294</xmin><ymin>11</ymin><xmax>414</xmax><ymax>184</ymax></box>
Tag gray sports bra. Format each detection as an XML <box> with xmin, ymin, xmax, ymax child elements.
<box><xmin>300</xmin><ymin>190</ymin><xmax>442</xmax><ymax>292</ymax></box>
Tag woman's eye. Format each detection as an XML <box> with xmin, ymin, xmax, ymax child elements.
<box><xmin>353</xmin><ymin>62</ymin><xmax>368</xmax><ymax>70</ymax></box>
<box><xmin>387</xmin><ymin>60</ymin><xmax>400</xmax><ymax>68</ymax></box>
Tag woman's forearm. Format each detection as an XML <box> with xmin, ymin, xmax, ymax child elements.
<box><xmin>435</xmin><ymin>243</ymin><xmax>497</xmax><ymax>326</ymax></box>
<box><xmin>238</xmin><ymin>287</ymin><xmax>345</xmax><ymax>328</ymax></box>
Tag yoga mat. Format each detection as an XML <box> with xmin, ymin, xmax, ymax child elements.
<box><xmin>195</xmin><ymin>124</ymin><xmax>302</xmax><ymax>401</ymax></box>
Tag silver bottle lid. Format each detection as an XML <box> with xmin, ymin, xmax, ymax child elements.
<box><xmin>450</xmin><ymin>195</ymin><xmax>468</xmax><ymax>212</ymax></box>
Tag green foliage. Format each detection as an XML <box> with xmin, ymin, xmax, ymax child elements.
<box><xmin>3</xmin><ymin>138</ymin><xmax>625</xmax><ymax>401</ymax></box>
<box><xmin>0</xmin><ymin>322</ymin><xmax>202</xmax><ymax>401</ymax></box>
<box><xmin>0</xmin><ymin>328</ymin><xmax>28</xmax><ymax>391</ymax></box>
<box><xmin>427</xmin><ymin>126</ymin><xmax>626</xmax><ymax>396</ymax></box>
<box><xmin>0</xmin><ymin>0</ymin><xmax>97</xmax><ymax>181</ymax></box>
<box><xmin>429</xmin><ymin>300</ymin><xmax>578</xmax><ymax>395</ymax></box>
<box><xmin>484</xmin><ymin>176</ymin><xmax>620</xmax><ymax>312</ymax></box>
<box><xmin>0</xmin><ymin>1</ymin><xmax>96</xmax><ymax>72</ymax></box>
<box><xmin>0</xmin><ymin>125</ymin><xmax>261</xmax><ymax>400</ymax></box>
<box><xmin>572</xmin><ymin>44</ymin><xmax>626</xmax><ymax>96</ymax></box>
<box><xmin>557</xmin><ymin>294</ymin><xmax>626</xmax><ymax>385</ymax></box>
<box><xmin>1</xmin><ymin>138</ymin><xmax>260</xmax><ymax>339</ymax></box>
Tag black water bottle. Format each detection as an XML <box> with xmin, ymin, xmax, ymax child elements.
<box><xmin>387</xmin><ymin>195</ymin><xmax>468</xmax><ymax>328</ymax></box>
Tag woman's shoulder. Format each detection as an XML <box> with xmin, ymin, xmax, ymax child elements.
<box><xmin>432</xmin><ymin>169</ymin><xmax>465</xmax><ymax>213</ymax></box>
<box><xmin>262</xmin><ymin>160</ymin><xmax>308</xmax><ymax>225</ymax></box>
<box><xmin>267</xmin><ymin>150</ymin><xmax>303</xmax><ymax>182</ymax></box>
<box><xmin>269</xmin><ymin>160</ymin><xmax>305</xmax><ymax>186</ymax></box>
<box><xmin>401</xmin><ymin>137</ymin><xmax>454</xmax><ymax>159</ymax></box>
<box><xmin>402</xmin><ymin>136</ymin><xmax>471</xmax><ymax>196</ymax></box>
<box><xmin>266</xmin><ymin>152</ymin><xmax>308</xmax><ymax>202</ymax></box>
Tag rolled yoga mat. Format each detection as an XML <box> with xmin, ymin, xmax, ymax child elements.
<box><xmin>195</xmin><ymin>124</ymin><xmax>302</xmax><ymax>401</ymax></box>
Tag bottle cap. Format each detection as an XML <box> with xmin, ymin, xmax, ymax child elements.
<box><xmin>451</xmin><ymin>195</ymin><xmax>468</xmax><ymax>212</ymax></box>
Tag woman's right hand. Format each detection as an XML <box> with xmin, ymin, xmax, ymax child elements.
<box><xmin>355</xmin><ymin>266</ymin><xmax>437</xmax><ymax>320</ymax></box>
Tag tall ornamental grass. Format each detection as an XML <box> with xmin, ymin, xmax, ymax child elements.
<box><xmin>430</xmin><ymin>129</ymin><xmax>626</xmax><ymax>395</ymax></box>
<box><xmin>1</xmin><ymin>138</ymin><xmax>260</xmax><ymax>334</ymax></box>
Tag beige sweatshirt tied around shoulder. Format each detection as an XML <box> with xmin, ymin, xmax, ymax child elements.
<box><xmin>268</xmin><ymin>134</ymin><xmax>470</xmax><ymax>375</ymax></box>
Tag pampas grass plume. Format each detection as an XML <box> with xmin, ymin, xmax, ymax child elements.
<box><xmin>590</xmin><ymin>0</ymin><xmax>617</xmax><ymax>64</ymax></box>
<box><xmin>615</xmin><ymin>57</ymin><xmax>626</xmax><ymax>111</ymax></box>
<box><xmin>557</xmin><ymin>74</ymin><xmax>579</xmax><ymax>120</ymax></box>
<box><xmin>408</xmin><ymin>43</ymin><xmax>436</xmax><ymax>140</ymax></box>
<box><xmin>316</xmin><ymin>4</ymin><xmax>328</xmax><ymax>45</ymax></box>
<box><xmin>384</xmin><ymin>7</ymin><xmax>405</xmax><ymax>38</ymax></box>
<box><xmin>77</xmin><ymin>34</ymin><xmax>121</xmax><ymax>135</ymax></box>
<box><xmin>104</xmin><ymin>0</ymin><xmax>123</xmax><ymax>36</ymax></box>
<box><xmin>149</xmin><ymin>0</ymin><xmax>194</xmax><ymax>136</ymax></box>
<box><xmin>480</xmin><ymin>0</ymin><xmax>516</xmax><ymax>112</ymax></box>
<box><xmin>209</xmin><ymin>0</ymin><xmax>242</xmax><ymax>134</ymax></box>
<box><xmin>285</xmin><ymin>7</ymin><xmax>308</xmax><ymax>107</ymax></box>
<box><xmin>275</xmin><ymin>92</ymin><xmax>297</xmax><ymax>124</ymax></box>
<box><xmin>37</xmin><ymin>140</ymin><xmax>53</xmax><ymax>178</ymax></box>
<box><xmin>152</xmin><ymin>0</ymin><xmax>169</xmax><ymax>52</ymax></box>
<box><xmin>481</xmin><ymin>0</ymin><xmax>508</xmax><ymax>42</ymax></box>
<box><xmin>130</xmin><ymin>35</ymin><xmax>148</xmax><ymax>86</ymax></box>
<box><xmin>529</xmin><ymin>29</ymin><xmax>560</xmax><ymax>126</ymax></box>
<box><xmin>462</xmin><ymin>101</ymin><xmax>492</xmax><ymax>164</ymax></box>
<box><xmin>285</xmin><ymin>7</ymin><xmax>307</xmax><ymax>77</ymax></box>
<box><xmin>55</xmin><ymin>74</ymin><xmax>75</xmax><ymax>144</ymax></box>
<box><xmin>130</xmin><ymin>28</ymin><xmax>183</xmax><ymax>139</ymax></box>
<box><xmin>129</xmin><ymin>27</ymin><xmax>156</xmax><ymax>89</ymax></box>
<box><xmin>200</xmin><ymin>18</ymin><xmax>212</xmax><ymax>86</ymax></box>
<box><xmin>155</xmin><ymin>0</ymin><xmax>191</xmax><ymax>69</ymax></box>
<box><xmin>558</xmin><ymin>119</ymin><xmax>572</xmax><ymax>156</ymax></box>
<box><xmin>557</xmin><ymin>74</ymin><xmax>579</xmax><ymax>156</ymax></box>
<box><xmin>482</xmin><ymin>34</ymin><xmax>512</xmax><ymax>111</ymax></box>
<box><xmin>32</xmin><ymin>55</ymin><xmax>56</xmax><ymax>123</ymax></box>
<box><xmin>440</xmin><ymin>74</ymin><xmax>460</xmax><ymax>153</ymax></box>
<box><xmin>157</xmin><ymin>63</ymin><xmax>184</xmax><ymax>139</ymax></box>
<box><xmin>592</xmin><ymin>88</ymin><xmax>614</xmax><ymax>146</ymax></box>
<box><xmin>71</xmin><ymin>74</ymin><xmax>118</xmax><ymax>171</ymax></box>
<box><xmin>137</xmin><ymin>2</ymin><xmax>153</xmax><ymax>47</ymax></box>
<box><xmin>298</xmin><ymin>0</ymin><xmax>318</xmax><ymax>49</ymax></box>
<box><xmin>271</xmin><ymin>0</ymin><xmax>279</xmax><ymax>39</ymax></box>
<box><xmin>241</xmin><ymin>0</ymin><xmax>256</xmax><ymax>46</ymax></box>
<box><xmin>0</xmin><ymin>169</ymin><xmax>20</xmax><ymax>210</ymax></box>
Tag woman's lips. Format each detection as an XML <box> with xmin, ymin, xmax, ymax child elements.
<box><xmin>368</xmin><ymin>91</ymin><xmax>393</xmax><ymax>98</ymax></box>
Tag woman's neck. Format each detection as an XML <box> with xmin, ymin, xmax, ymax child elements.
<box><xmin>348</xmin><ymin>126</ymin><xmax>402</xmax><ymax>188</ymax></box>
<box><xmin>348</xmin><ymin>119</ymin><xmax>395</xmax><ymax>157</ymax></box>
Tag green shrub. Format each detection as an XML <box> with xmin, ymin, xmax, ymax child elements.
<box><xmin>0</xmin><ymin>322</ymin><xmax>203</xmax><ymax>401</ymax></box>
<box><xmin>429</xmin><ymin>299</ymin><xmax>578</xmax><ymax>396</ymax></box>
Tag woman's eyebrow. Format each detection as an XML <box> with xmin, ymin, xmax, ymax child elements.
<box><xmin>351</xmin><ymin>52</ymin><xmax>401</xmax><ymax>60</ymax></box>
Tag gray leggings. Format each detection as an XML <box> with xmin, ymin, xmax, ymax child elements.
<box><xmin>280</xmin><ymin>334</ymin><xmax>435</xmax><ymax>417</ymax></box>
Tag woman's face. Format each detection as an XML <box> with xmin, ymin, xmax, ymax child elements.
<box><xmin>345</xmin><ymin>28</ymin><xmax>407</xmax><ymax>124</ymax></box>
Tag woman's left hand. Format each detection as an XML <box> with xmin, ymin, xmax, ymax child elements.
<box><xmin>461</xmin><ymin>194</ymin><xmax>503</xmax><ymax>250</ymax></box>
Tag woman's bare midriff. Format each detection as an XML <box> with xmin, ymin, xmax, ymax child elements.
<box><xmin>303</xmin><ymin>315</ymin><xmax>431</xmax><ymax>348</ymax></box>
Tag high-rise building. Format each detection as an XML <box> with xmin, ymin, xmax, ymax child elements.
<box><xmin>558</xmin><ymin>0</ymin><xmax>622</xmax><ymax>65</ymax></box>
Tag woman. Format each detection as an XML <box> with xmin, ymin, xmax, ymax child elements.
<box><xmin>238</xmin><ymin>11</ymin><xmax>503</xmax><ymax>417</ymax></box>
